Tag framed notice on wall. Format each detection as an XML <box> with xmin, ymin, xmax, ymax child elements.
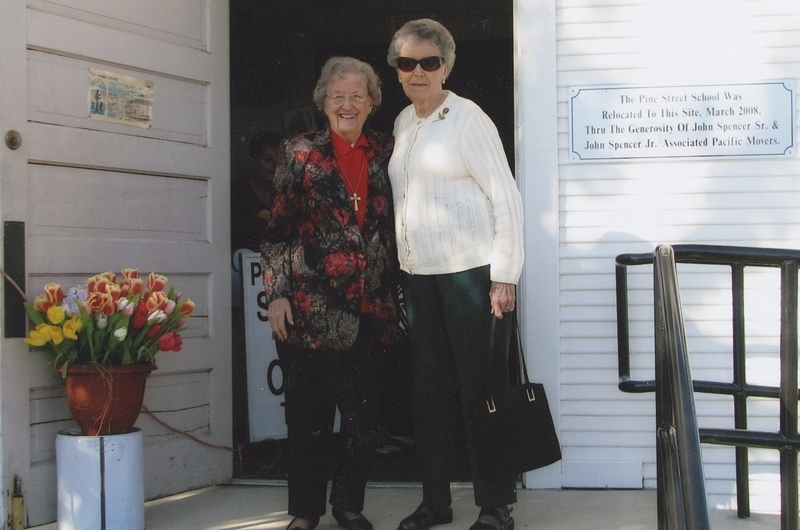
<box><xmin>568</xmin><ymin>80</ymin><xmax>796</xmax><ymax>162</ymax></box>
<box><xmin>88</xmin><ymin>69</ymin><xmax>154</xmax><ymax>128</ymax></box>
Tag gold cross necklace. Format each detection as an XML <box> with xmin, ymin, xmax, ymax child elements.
<box><xmin>333</xmin><ymin>151</ymin><xmax>366</xmax><ymax>212</ymax></box>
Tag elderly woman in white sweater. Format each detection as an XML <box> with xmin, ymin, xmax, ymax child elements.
<box><xmin>386</xmin><ymin>18</ymin><xmax>524</xmax><ymax>530</ymax></box>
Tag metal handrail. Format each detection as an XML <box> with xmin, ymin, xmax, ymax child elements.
<box><xmin>653</xmin><ymin>245</ymin><xmax>711</xmax><ymax>530</ymax></box>
<box><xmin>616</xmin><ymin>244</ymin><xmax>800</xmax><ymax>530</ymax></box>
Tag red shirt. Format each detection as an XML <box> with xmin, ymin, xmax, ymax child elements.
<box><xmin>330</xmin><ymin>128</ymin><xmax>369</xmax><ymax>231</ymax></box>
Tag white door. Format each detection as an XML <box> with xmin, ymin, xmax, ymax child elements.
<box><xmin>0</xmin><ymin>1</ymin><xmax>231</xmax><ymax>525</ymax></box>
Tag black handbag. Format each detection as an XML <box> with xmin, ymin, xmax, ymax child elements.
<box><xmin>468</xmin><ymin>315</ymin><xmax>562</xmax><ymax>477</ymax></box>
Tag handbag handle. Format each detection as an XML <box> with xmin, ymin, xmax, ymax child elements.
<box><xmin>511</xmin><ymin>313</ymin><xmax>531</xmax><ymax>386</ymax></box>
<box><xmin>489</xmin><ymin>312</ymin><xmax>531</xmax><ymax>389</ymax></box>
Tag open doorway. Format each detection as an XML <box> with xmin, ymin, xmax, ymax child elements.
<box><xmin>229</xmin><ymin>0</ymin><xmax>513</xmax><ymax>482</ymax></box>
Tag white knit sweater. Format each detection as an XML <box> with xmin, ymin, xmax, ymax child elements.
<box><xmin>388</xmin><ymin>92</ymin><xmax>524</xmax><ymax>284</ymax></box>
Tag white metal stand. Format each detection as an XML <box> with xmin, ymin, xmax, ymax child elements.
<box><xmin>56</xmin><ymin>428</ymin><xmax>144</xmax><ymax>530</ymax></box>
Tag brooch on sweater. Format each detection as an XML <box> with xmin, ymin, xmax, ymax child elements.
<box><xmin>436</xmin><ymin>107</ymin><xmax>450</xmax><ymax>121</ymax></box>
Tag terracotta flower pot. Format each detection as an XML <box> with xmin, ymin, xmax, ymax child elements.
<box><xmin>63</xmin><ymin>363</ymin><xmax>156</xmax><ymax>436</ymax></box>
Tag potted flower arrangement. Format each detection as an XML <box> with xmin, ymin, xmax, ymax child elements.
<box><xmin>23</xmin><ymin>269</ymin><xmax>195</xmax><ymax>436</ymax></box>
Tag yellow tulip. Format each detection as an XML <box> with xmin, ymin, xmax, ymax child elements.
<box><xmin>25</xmin><ymin>327</ymin><xmax>51</xmax><ymax>346</ymax></box>
<box><xmin>50</xmin><ymin>326</ymin><xmax>64</xmax><ymax>345</ymax></box>
<box><xmin>47</xmin><ymin>305</ymin><xmax>66</xmax><ymax>325</ymax></box>
<box><xmin>62</xmin><ymin>316</ymin><xmax>82</xmax><ymax>340</ymax></box>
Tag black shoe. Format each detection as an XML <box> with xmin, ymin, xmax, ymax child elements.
<box><xmin>332</xmin><ymin>507</ymin><xmax>373</xmax><ymax>530</ymax></box>
<box><xmin>397</xmin><ymin>502</ymin><xmax>453</xmax><ymax>530</ymax></box>
<box><xmin>286</xmin><ymin>516</ymin><xmax>320</xmax><ymax>530</ymax></box>
<box><xmin>468</xmin><ymin>507</ymin><xmax>514</xmax><ymax>530</ymax></box>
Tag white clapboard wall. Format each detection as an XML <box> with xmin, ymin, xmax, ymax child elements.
<box><xmin>552</xmin><ymin>0</ymin><xmax>800</xmax><ymax>513</ymax></box>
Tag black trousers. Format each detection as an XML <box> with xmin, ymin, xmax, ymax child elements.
<box><xmin>276</xmin><ymin>318</ymin><xmax>381</xmax><ymax>518</ymax></box>
<box><xmin>402</xmin><ymin>266</ymin><xmax>517</xmax><ymax>510</ymax></box>
<box><xmin>376</xmin><ymin>339</ymin><xmax>414</xmax><ymax>440</ymax></box>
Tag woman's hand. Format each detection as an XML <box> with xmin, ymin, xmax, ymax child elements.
<box><xmin>268</xmin><ymin>297</ymin><xmax>294</xmax><ymax>340</ymax></box>
<box><xmin>489</xmin><ymin>282</ymin><xmax>516</xmax><ymax>319</ymax></box>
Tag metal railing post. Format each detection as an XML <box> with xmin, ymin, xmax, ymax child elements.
<box><xmin>616</xmin><ymin>244</ymin><xmax>800</xmax><ymax>530</ymax></box>
<box><xmin>780</xmin><ymin>261</ymin><xmax>799</xmax><ymax>530</ymax></box>
<box><xmin>654</xmin><ymin>245</ymin><xmax>711</xmax><ymax>530</ymax></box>
<box><xmin>654</xmin><ymin>258</ymin><xmax>669</xmax><ymax>529</ymax></box>
<box><xmin>731</xmin><ymin>264</ymin><xmax>751</xmax><ymax>518</ymax></box>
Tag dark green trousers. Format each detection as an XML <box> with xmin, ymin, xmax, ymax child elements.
<box><xmin>402</xmin><ymin>266</ymin><xmax>517</xmax><ymax>510</ymax></box>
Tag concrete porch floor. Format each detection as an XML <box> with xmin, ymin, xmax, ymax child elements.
<box><xmin>34</xmin><ymin>482</ymin><xmax>783</xmax><ymax>529</ymax></box>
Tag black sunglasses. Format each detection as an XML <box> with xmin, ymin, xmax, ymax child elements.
<box><xmin>396</xmin><ymin>56</ymin><xmax>444</xmax><ymax>72</ymax></box>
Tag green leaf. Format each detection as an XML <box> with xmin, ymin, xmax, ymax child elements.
<box><xmin>24</xmin><ymin>303</ymin><xmax>46</xmax><ymax>325</ymax></box>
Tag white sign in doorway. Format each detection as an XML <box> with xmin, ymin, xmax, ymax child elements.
<box><xmin>239</xmin><ymin>251</ymin><xmax>287</xmax><ymax>441</ymax></box>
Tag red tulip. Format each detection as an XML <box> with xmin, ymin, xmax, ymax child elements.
<box><xmin>36</xmin><ymin>283</ymin><xmax>64</xmax><ymax>311</ymax></box>
<box><xmin>145</xmin><ymin>291</ymin><xmax>168</xmax><ymax>312</ymax></box>
<box><xmin>121</xmin><ymin>268</ymin><xmax>139</xmax><ymax>280</ymax></box>
<box><xmin>179</xmin><ymin>299</ymin><xmax>196</xmax><ymax>317</ymax></box>
<box><xmin>148</xmin><ymin>273</ymin><xmax>168</xmax><ymax>293</ymax></box>
<box><xmin>130</xmin><ymin>301</ymin><xmax>149</xmax><ymax>328</ymax></box>
<box><xmin>158</xmin><ymin>332</ymin><xmax>183</xmax><ymax>352</ymax></box>
<box><xmin>33</xmin><ymin>294</ymin><xmax>52</xmax><ymax>313</ymax></box>
<box><xmin>86</xmin><ymin>291</ymin><xmax>115</xmax><ymax>316</ymax></box>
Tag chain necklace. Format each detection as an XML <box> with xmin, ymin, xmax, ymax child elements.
<box><xmin>333</xmin><ymin>151</ymin><xmax>366</xmax><ymax>212</ymax></box>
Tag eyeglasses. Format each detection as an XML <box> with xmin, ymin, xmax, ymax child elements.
<box><xmin>396</xmin><ymin>56</ymin><xmax>444</xmax><ymax>72</ymax></box>
<box><xmin>326</xmin><ymin>91</ymin><xmax>368</xmax><ymax>105</ymax></box>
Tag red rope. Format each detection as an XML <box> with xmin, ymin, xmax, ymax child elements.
<box><xmin>141</xmin><ymin>404</ymin><xmax>237</xmax><ymax>451</ymax></box>
<box><xmin>141</xmin><ymin>405</ymin><xmax>282</xmax><ymax>478</ymax></box>
<box><xmin>0</xmin><ymin>266</ymin><xmax>27</xmax><ymax>302</ymax></box>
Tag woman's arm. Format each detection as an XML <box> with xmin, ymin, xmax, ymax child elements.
<box><xmin>461</xmin><ymin>108</ymin><xmax>525</xmax><ymax>285</ymax></box>
<box><xmin>489</xmin><ymin>281</ymin><xmax>516</xmax><ymax>319</ymax></box>
<box><xmin>261</xmin><ymin>139</ymin><xmax>303</xmax><ymax>335</ymax></box>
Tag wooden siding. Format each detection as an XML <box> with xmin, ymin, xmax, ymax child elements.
<box><xmin>6</xmin><ymin>0</ymin><xmax>231</xmax><ymax>524</ymax></box>
<box><xmin>555</xmin><ymin>0</ymin><xmax>800</xmax><ymax>512</ymax></box>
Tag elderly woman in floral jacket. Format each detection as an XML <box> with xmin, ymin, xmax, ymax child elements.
<box><xmin>261</xmin><ymin>56</ymin><xmax>401</xmax><ymax>530</ymax></box>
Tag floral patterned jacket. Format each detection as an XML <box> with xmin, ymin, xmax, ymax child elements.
<box><xmin>261</xmin><ymin>128</ymin><xmax>402</xmax><ymax>350</ymax></box>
